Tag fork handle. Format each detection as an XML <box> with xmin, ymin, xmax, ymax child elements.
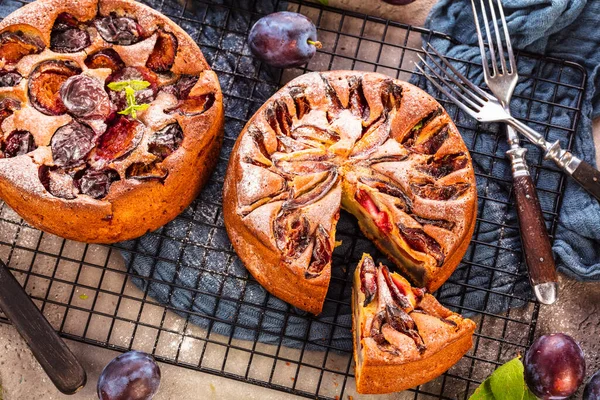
<box><xmin>507</xmin><ymin>118</ymin><xmax>600</xmax><ymax>202</ymax></box>
<box><xmin>571</xmin><ymin>160</ymin><xmax>600</xmax><ymax>202</ymax></box>
<box><xmin>507</xmin><ymin>144</ymin><xmax>558</xmax><ymax>305</ymax></box>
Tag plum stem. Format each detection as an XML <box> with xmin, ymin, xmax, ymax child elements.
<box><xmin>307</xmin><ymin>40</ymin><xmax>323</xmax><ymax>49</ymax></box>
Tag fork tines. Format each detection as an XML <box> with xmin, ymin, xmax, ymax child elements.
<box><xmin>471</xmin><ymin>0</ymin><xmax>516</xmax><ymax>77</ymax></box>
<box><xmin>415</xmin><ymin>44</ymin><xmax>493</xmax><ymax>117</ymax></box>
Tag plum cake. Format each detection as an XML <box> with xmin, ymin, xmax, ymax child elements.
<box><xmin>0</xmin><ymin>0</ymin><xmax>224</xmax><ymax>243</ymax></box>
<box><xmin>352</xmin><ymin>254</ymin><xmax>476</xmax><ymax>394</ymax></box>
<box><xmin>223</xmin><ymin>71</ymin><xmax>476</xmax><ymax>314</ymax></box>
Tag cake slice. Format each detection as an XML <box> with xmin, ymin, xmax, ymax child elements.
<box><xmin>352</xmin><ymin>254</ymin><xmax>476</xmax><ymax>394</ymax></box>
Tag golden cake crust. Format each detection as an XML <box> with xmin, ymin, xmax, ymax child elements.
<box><xmin>351</xmin><ymin>254</ymin><xmax>476</xmax><ymax>394</ymax></box>
<box><xmin>224</xmin><ymin>71</ymin><xmax>477</xmax><ymax>314</ymax></box>
<box><xmin>0</xmin><ymin>0</ymin><xmax>224</xmax><ymax>243</ymax></box>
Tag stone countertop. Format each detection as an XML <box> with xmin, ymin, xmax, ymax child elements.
<box><xmin>0</xmin><ymin>1</ymin><xmax>599</xmax><ymax>399</ymax></box>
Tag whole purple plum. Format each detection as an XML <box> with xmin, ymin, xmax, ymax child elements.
<box><xmin>248</xmin><ymin>11</ymin><xmax>321</xmax><ymax>69</ymax></box>
<box><xmin>97</xmin><ymin>351</ymin><xmax>161</xmax><ymax>400</ymax></box>
<box><xmin>524</xmin><ymin>333</ymin><xmax>585</xmax><ymax>399</ymax></box>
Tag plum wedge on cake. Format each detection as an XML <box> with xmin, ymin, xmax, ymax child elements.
<box><xmin>224</xmin><ymin>71</ymin><xmax>477</xmax><ymax>314</ymax></box>
<box><xmin>352</xmin><ymin>253</ymin><xmax>476</xmax><ymax>394</ymax></box>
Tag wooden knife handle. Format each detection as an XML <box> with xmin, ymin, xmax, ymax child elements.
<box><xmin>571</xmin><ymin>160</ymin><xmax>600</xmax><ymax>202</ymax></box>
<box><xmin>513</xmin><ymin>173</ymin><xmax>558</xmax><ymax>287</ymax></box>
<box><xmin>0</xmin><ymin>261</ymin><xmax>86</xmax><ymax>394</ymax></box>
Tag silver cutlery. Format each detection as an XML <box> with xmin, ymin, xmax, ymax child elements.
<box><xmin>468</xmin><ymin>0</ymin><xmax>558</xmax><ymax>304</ymax></box>
<box><xmin>415</xmin><ymin>46</ymin><xmax>600</xmax><ymax>203</ymax></box>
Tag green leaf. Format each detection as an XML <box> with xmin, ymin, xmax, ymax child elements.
<box><xmin>133</xmin><ymin>103</ymin><xmax>149</xmax><ymax>112</ymax></box>
<box><xmin>470</xmin><ymin>379</ymin><xmax>494</xmax><ymax>400</ymax></box>
<box><xmin>108</xmin><ymin>79</ymin><xmax>151</xmax><ymax>92</ymax></box>
<box><xmin>317</xmin><ymin>0</ymin><xmax>328</xmax><ymax>5</ymax></box>
<box><xmin>128</xmin><ymin>79</ymin><xmax>150</xmax><ymax>90</ymax></box>
<box><xmin>108</xmin><ymin>79</ymin><xmax>151</xmax><ymax>119</ymax></box>
<box><xmin>107</xmin><ymin>81</ymin><xmax>130</xmax><ymax>91</ymax></box>
<box><xmin>469</xmin><ymin>358</ymin><xmax>538</xmax><ymax>400</ymax></box>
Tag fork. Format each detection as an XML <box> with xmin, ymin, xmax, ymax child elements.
<box><xmin>415</xmin><ymin>46</ymin><xmax>600</xmax><ymax>202</ymax></box>
<box><xmin>417</xmin><ymin>45</ymin><xmax>600</xmax><ymax>304</ymax></box>
<box><xmin>468</xmin><ymin>0</ymin><xmax>558</xmax><ymax>305</ymax></box>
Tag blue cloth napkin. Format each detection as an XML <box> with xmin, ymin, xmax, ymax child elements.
<box><xmin>120</xmin><ymin>0</ymin><xmax>600</xmax><ymax>352</ymax></box>
<box><xmin>424</xmin><ymin>0</ymin><xmax>600</xmax><ymax>280</ymax></box>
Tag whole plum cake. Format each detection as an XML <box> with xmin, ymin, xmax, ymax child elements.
<box><xmin>224</xmin><ymin>71</ymin><xmax>477</xmax><ymax>314</ymax></box>
<box><xmin>0</xmin><ymin>0</ymin><xmax>224</xmax><ymax>243</ymax></box>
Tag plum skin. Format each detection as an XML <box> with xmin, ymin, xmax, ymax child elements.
<box><xmin>524</xmin><ymin>333</ymin><xmax>586</xmax><ymax>399</ymax></box>
<box><xmin>97</xmin><ymin>351</ymin><xmax>161</xmax><ymax>400</ymax></box>
<box><xmin>248</xmin><ymin>11</ymin><xmax>320</xmax><ymax>69</ymax></box>
<box><xmin>584</xmin><ymin>370</ymin><xmax>600</xmax><ymax>400</ymax></box>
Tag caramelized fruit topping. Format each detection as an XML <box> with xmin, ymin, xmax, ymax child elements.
<box><xmin>75</xmin><ymin>167</ymin><xmax>119</xmax><ymax>199</ymax></box>
<box><xmin>379</xmin><ymin>79</ymin><xmax>403</xmax><ymax>115</ymax></box>
<box><xmin>412</xmin><ymin>215</ymin><xmax>455</xmax><ymax>231</ymax></box>
<box><xmin>39</xmin><ymin>165</ymin><xmax>77</xmax><ymax>199</ymax></box>
<box><xmin>410</xmin><ymin>125</ymin><xmax>449</xmax><ymax>155</ymax></box>
<box><xmin>402</xmin><ymin>108</ymin><xmax>442</xmax><ymax>146</ymax></box>
<box><xmin>266</xmin><ymin>99</ymin><xmax>292</xmax><ymax>136</ymax></box>
<box><xmin>50</xmin><ymin>13</ymin><xmax>91</xmax><ymax>53</ymax></box>
<box><xmin>348</xmin><ymin>76</ymin><xmax>370</xmax><ymax>122</ymax></box>
<box><xmin>0</xmin><ymin>97</ymin><xmax>20</xmax><ymax>125</ymax></box>
<box><xmin>28</xmin><ymin>60</ymin><xmax>81</xmax><ymax>115</ymax></box>
<box><xmin>165</xmin><ymin>93</ymin><xmax>215</xmax><ymax>116</ymax></box>
<box><xmin>84</xmin><ymin>49</ymin><xmax>125</xmax><ymax>72</ymax></box>
<box><xmin>94</xmin><ymin>14</ymin><xmax>143</xmax><ymax>45</ymax></box>
<box><xmin>282</xmin><ymin>169</ymin><xmax>338</xmax><ymax>211</ymax></box>
<box><xmin>93</xmin><ymin>116</ymin><xmax>143</xmax><ymax>163</ymax></box>
<box><xmin>411</xmin><ymin>182</ymin><xmax>470</xmax><ymax>201</ymax></box>
<box><xmin>358</xmin><ymin>176</ymin><xmax>412</xmax><ymax>212</ymax></box>
<box><xmin>420</xmin><ymin>153</ymin><xmax>468</xmax><ymax>179</ymax></box>
<box><xmin>273</xmin><ymin>210</ymin><xmax>311</xmax><ymax>260</ymax></box>
<box><xmin>0</xmin><ymin>28</ymin><xmax>44</xmax><ymax>65</ymax></box>
<box><xmin>50</xmin><ymin>121</ymin><xmax>96</xmax><ymax>167</ymax></box>
<box><xmin>147</xmin><ymin>123</ymin><xmax>183</xmax><ymax>160</ymax></box>
<box><xmin>305</xmin><ymin>225</ymin><xmax>331</xmax><ymax>279</ymax></box>
<box><xmin>60</xmin><ymin>75</ymin><xmax>112</xmax><ymax>119</ymax></box>
<box><xmin>1</xmin><ymin>130</ymin><xmax>35</xmax><ymax>158</ymax></box>
<box><xmin>126</xmin><ymin>161</ymin><xmax>168</xmax><ymax>181</ymax></box>
<box><xmin>397</xmin><ymin>222</ymin><xmax>445</xmax><ymax>266</ymax></box>
<box><xmin>291</xmin><ymin>125</ymin><xmax>339</xmax><ymax>147</ymax></box>
<box><xmin>359</xmin><ymin>255</ymin><xmax>377</xmax><ymax>306</ymax></box>
<box><xmin>288</xmin><ymin>86</ymin><xmax>310</xmax><ymax>120</ymax></box>
<box><xmin>363</xmin><ymin>258</ymin><xmax>426</xmax><ymax>354</ymax></box>
<box><xmin>0</xmin><ymin>71</ymin><xmax>21</xmax><ymax>87</ymax></box>
<box><xmin>381</xmin><ymin>264</ymin><xmax>413</xmax><ymax>309</ymax></box>
<box><xmin>355</xmin><ymin>189</ymin><xmax>392</xmax><ymax>234</ymax></box>
<box><xmin>146</xmin><ymin>30</ymin><xmax>177</xmax><ymax>72</ymax></box>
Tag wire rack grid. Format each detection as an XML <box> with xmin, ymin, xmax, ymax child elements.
<box><xmin>0</xmin><ymin>0</ymin><xmax>587</xmax><ymax>399</ymax></box>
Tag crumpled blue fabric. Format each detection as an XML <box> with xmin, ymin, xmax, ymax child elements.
<box><xmin>424</xmin><ymin>0</ymin><xmax>600</xmax><ymax>281</ymax></box>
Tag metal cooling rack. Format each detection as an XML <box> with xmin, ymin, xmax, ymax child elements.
<box><xmin>0</xmin><ymin>0</ymin><xmax>587</xmax><ymax>399</ymax></box>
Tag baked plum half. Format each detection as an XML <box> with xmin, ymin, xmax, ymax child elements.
<box><xmin>0</xmin><ymin>25</ymin><xmax>44</xmax><ymax>65</ymax></box>
<box><xmin>94</xmin><ymin>13</ymin><xmax>144</xmax><ymax>45</ymax></box>
<box><xmin>28</xmin><ymin>60</ymin><xmax>81</xmax><ymax>115</ymax></box>
<box><xmin>50</xmin><ymin>13</ymin><xmax>91</xmax><ymax>53</ymax></box>
<box><xmin>85</xmin><ymin>49</ymin><xmax>125</xmax><ymax>72</ymax></box>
